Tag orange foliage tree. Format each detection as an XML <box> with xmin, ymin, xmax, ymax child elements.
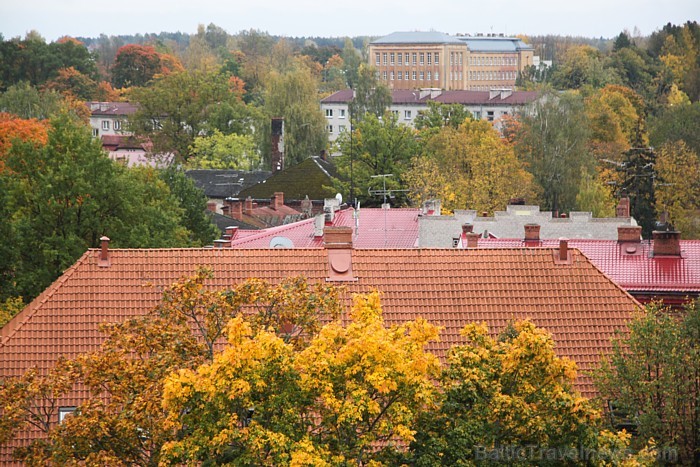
<box><xmin>0</xmin><ymin>113</ymin><xmax>49</xmax><ymax>173</ymax></box>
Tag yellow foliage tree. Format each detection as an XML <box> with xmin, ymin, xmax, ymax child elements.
<box><xmin>410</xmin><ymin>320</ymin><xmax>635</xmax><ymax>465</ymax></box>
<box><xmin>161</xmin><ymin>292</ymin><xmax>441</xmax><ymax>466</ymax></box>
<box><xmin>406</xmin><ymin>119</ymin><xmax>535</xmax><ymax>213</ymax></box>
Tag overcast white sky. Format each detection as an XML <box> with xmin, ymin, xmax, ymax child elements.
<box><xmin>1</xmin><ymin>0</ymin><xmax>698</xmax><ymax>42</ymax></box>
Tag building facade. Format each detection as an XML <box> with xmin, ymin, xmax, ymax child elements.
<box><xmin>321</xmin><ymin>88</ymin><xmax>538</xmax><ymax>142</ymax></box>
<box><xmin>368</xmin><ymin>31</ymin><xmax>534</xmax><ymax>91</ymax></box>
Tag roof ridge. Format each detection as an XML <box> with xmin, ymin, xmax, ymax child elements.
<box><xmin>0</xmin><ymin>250</ymin><xmax>92</xmax><ymax>347</ymax></box>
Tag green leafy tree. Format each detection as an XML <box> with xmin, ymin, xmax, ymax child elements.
<box><xmin>348</xmin><ymin>63</ymin><xmax>392</xmax><ymax>121</ymax></box>
<box><xmin>575</xmin><ymin>168</ymin><xmax>616</xmax><ymax>217</ymax></box>
<box><xmin>158</xmin><ymin>167</ymin><xmax>220</xmax><ymax>246</ymax></box>
<box><xmin>187</xmin><ymin>130</ymin><xmax>260</xmax><ymax>170</ymax></box>
<box><xmin>334</xmin><ymin>112</ymin><xmax>418</xmax><ymax>206</ymax></box>
<box><xmin>597</xmin><ymin>299</ymin><xmax>700</xmax><ymax>464</ymax></box>
<box><xmin>414</xmin><ymin>101</ymin><xmax>473</xmax><ymax>132</ymax></box>
<box><xmin>649</xmin><ymin>101</ymin><xmax>700</xmax><ymax>157</ymax></box>
<box><xmin>128</xmin><ymin>70</ymin><xmax>251</xmax><ymax>163</ymax></box>
<box><xmin>410</xmin><ymin>320</ymin><xmax>633</xmax><ymax>466</ymax></box>
<box><xmin>1</xmin><ymin>114</ymin><xmax>200</xmax><ymax>301</ymax></box>
<box><xmin>550</xmin><ymin>45</ymin><xmax>621</xmax><ymax>90</ymax></box>
<box><xmin>0</xmin><ymin>82</ymin><xmax>71</xmax><ymax>120</ymax></box>
<box><xmin>654</xmin><ymin>141</ymin><xmax>700</xmax><ymax>238</ymax></box>
<box><xmin>618</xmin><ymin>146</ymin><xmax>658</xmax><ymax>237</ymax></box>
<box><xmin>263</xmin><ymin>62</ymin><xmax>327</xmax><ymax>166</ymax></box>
<box><xmin>515</xmin><ymin>90</ymin><xmax>593</xmax><ymax>214</ymax></box>
<box><xmin>341</xmin><ymin>38</ymin><xmax>362</xmax><ymax>89</ymax></box>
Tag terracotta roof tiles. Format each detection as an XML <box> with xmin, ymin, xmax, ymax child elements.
<box><xmin>0</xmin><ymin>246</ymin><xmax>640</xmax><ymax>460</ymax></box>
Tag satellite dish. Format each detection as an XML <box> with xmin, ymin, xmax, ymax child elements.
<box><xmin>269</xmin><ymin>236</ymin><xmax>294</xmax><ymax>248</ymax></box>
<box><xmin>335</xmin><ymin>193</ymin><xmax>343</xmax><ymax>205</ymax></box>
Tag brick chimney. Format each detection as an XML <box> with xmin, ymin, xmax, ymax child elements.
<box><xmin>98</xmin><ymin>236</ymin><xmax>111</xmax><ymax>267</ymax></box>
<box><xmin>524</xmin><ymin>223</ymin><xmax>540</xmax><ymax>241</ymax></box>
<box><xmin>272</xmin><ymin>192</ymin><xmax>284</xmax><ymax>211</ymax></box>
<box><xmin>225</xmin><ymin>226</ymin><xmax>239</xmax><ymax>240</ymax></box>
<box><xmin>616</xmin><ymin>197</ymin><xmax>631</xmax><ymax>218</ymax></box>
<box><xmin>465</xmin><ymin>232</ymin><xmax>480</xmax><ymax>248</ymax></box>
<box><xmin>244</xmin><ymin>197</ymin><xmax>254</xmax><ymax>217</ymax></box>
<box><xmin>225</xmin><ymin>198</ymin><xmax>243</xmax><ymax>220</ymax></box>
<box><xmin>559</xmin><ymin>238</ymin><xmax>569</xmax><ymax>262</ymax></box>
<box><xmin>324</xmin><ymin>226</ymin><xmax>355</xmax><ymax>282</ymax></box>
<box><xmin>617</xmin><ymin>226</ymin><xmax>642</xmax><ymax>243</ymax></box>
<box><xmin>461</xmin><ymin>223</ymin><xmax>474</xmax><ymax>234</ymax></box>
<box><xmin>271</xmin><ymin>117</ymin><xmax>285</xmax><ymax>173</ymax></box>
<box><xmin>652</xmin><ymin>230</ymin><xmax>681</xmax><ymax>256</ymax></box>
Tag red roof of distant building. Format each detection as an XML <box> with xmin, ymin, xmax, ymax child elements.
<box><xmin>469</xmin><ymin>237</ymin><xmax>700</xmax><ymax>297</ymax></box>
<box><xmin>227</xmin><ymin>208</ymin><xmax>420</xmax><ymax>248</ymax></box>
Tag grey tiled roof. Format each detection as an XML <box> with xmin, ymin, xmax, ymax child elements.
<box><xmin>186</xmin><ymin>170</ymin><xmax>271</xmax><ymax>199</ymax></box>
<box><xmin>321</xmin><ymin>89</ymin><xmax>539</xmax><ymax>106</ymax></box>
<box><xmin>372</xmin><ymin>31</ymin><xmax>464</xmax><ymax>45</ymax></box>
<box><xmin>419</xmin><ymin>205</ymin><xmax>638</xmax><ymax>247</ymax></box>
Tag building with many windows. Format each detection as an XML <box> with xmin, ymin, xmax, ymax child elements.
<box><xmin>368</xmin><ymin>31</ymin><xmax>534</xmax><ymax>91</ymax></box>
<box><xmin>321</xmin><ymin>88</ymin><xmax>538</xmax><ymax>143</ymax></box>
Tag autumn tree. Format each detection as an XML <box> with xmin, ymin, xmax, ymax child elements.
<box><xmin>550</xmin><ymin>45</ymin><xmax>620</xmax><ymax>90</ymax></box>
<box><xmin>409</xmin><ymin>320</ymin><xmax>633</xmax><ymax>466</ymax></box>
<box><xmin>161</xmin><ymin>292</ymin><xmax>440</xmax><ymax>465</ymax></box>
<box><xmin>515</xmin><ymin>90</ymin><xmax>593</xmax><ymax>214</ymax></box>
<box><xmin>111</xmin><ymin>44</ymin><xmax>181</xmax><ymax>88</ymax></box>
<box><xmin>0</xmin><ymin>271</ymin><xmax>344</xmax><ymax>464</ymax></box>
<box><xmin>597</xmin><ymin>299</ymin><xmax>700</xmax><ymax>464</ymax></box>
<box><xmin>263</xmin><ymin>62</ymin><xmax>327</xmax><ymax>166</ymax></box>
<box><xmin>654</xmin><ymin>141</ymin><xmax>700</xmax><ymax>238</ymax></box>
<box><xmin>405</xmin><ymin>118</ymin><xmax>535</xmax><ymax>213</ymax></box>
<box><xmin>334</xmin><ymin>112</ymin><xmax>418</xmax><ymax>206</ymax></box>
<box><xmin>128</xmin><ymin>69</ymin><xmax>252</xmax><ymax>162</ymax></box>
<box><xmin>44</xmin><ymin>66</ymin><xmax>98</xmax><ymax>100</ymax></box>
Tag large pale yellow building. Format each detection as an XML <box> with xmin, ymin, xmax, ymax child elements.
<box><xmin>368</xmin><ymin>31</ymin><xmax>534</xmax><ymax>91</ymax></box>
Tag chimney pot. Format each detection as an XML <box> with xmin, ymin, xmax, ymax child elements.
<box><xmin>272</xmin><ymin>192</ymin><xmax>284</xmax><ymax>211</ymax></box>
<box><xmin>482</xmin><ymin>211</ymin><xmax>488</xmax><ymax>217</ymax></box>
<box><xmin>462</xmin><ymin>223</ymin><xmax>474</xmax><ymax>234</ymax></box>
<box><xmin>225</xmin><ymin>226</ymin><xmax>239</xmax><ymax>239</ymax></box>
<box><xmin>560</xmin><ymin>213</ymin><xmax>567</xmax><ymax>218</ymax></box>
<box><xmin>652</xmin><ymin>230</ymin><xmax>681</xmax><ymax>256</ymax></box>
<box><xmin>524</xmin><ymin>223</ymin><xmax>540</xmax><ymax>241</ymax></box>
<box><xmin>617</xmin><ymin>226</ymin><xmax>642</xmax><ymax>243</ymax></box>
<box><xmin>206</xmin><ymin>201</ymin><xmax>217</xmax><ymax>213</ymax></box>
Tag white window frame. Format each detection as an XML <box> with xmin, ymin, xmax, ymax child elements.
<box><xmin>59</xmin><ymin>407</ymin><xmax>77</xmax><ymax>424</ymax></box>
<box><xmin>339</xmin><ymin>109</ymin><xmax>346</xmax><ymax>119</ymax></box>
<box><xmin>102</xmin><ymin>120</ymin><xmax>110</xmax><ymax>130</ymax></box>
<box><xmin>404</xmin><ymin>110</ymin><xmax>412</xmax><ymax>120</ymax></box>
<box><xmin>325</xmin><ymin>108</ymin><xmax>333</xmax><ymax>118</ymax></box>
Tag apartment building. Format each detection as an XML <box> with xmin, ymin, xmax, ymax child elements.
<box><xmin>321</xmin><ymin>88</ymin><xmax>538</xmax><ymax>142</ymax></box>
<box><xmin>368</xmin><ymin>31</ymin><xmax>534</xmax><ymax>91</ymax></box>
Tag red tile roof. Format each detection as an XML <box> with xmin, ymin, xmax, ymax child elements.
<box><xmin>227</xmin><ymin>208</ymin><xmax>420</xmax><ymax>248</ymax></box>
<box><xmin>466</xmin><ymin>238</ymin><xmax>700</xmax><ymax>299</ymax></box>
<box><xmin>87</xmin><ymin>101</ymin><xmax>138</xmax><ymax>116</ymax></box>
<box><xmin>0</xmin><ymin>245</ymin><xmax>640</xmax><ymax>460</ymax></box>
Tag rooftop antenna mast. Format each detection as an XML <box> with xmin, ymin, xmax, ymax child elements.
<box><xmin>369</xmin><ymin>174</ymin><xmax>408</xmax><ymax>247</ymax></box>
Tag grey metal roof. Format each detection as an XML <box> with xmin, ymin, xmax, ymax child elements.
<box><xmin>419</xmin><ymin>205</ymin><xmax>638</xmax><ymax>247</ymax></box>
<box><xmin>458</xmin><ymin>37</ymin><xmax>534</xmax><ymax>52</ymax></box>
<box><xmin>186</xmin><ymin>169</ymin><xmax>271</xmax><ymax>199</ymax></box>
<box><xmin>372</xmin><ymin>31</ymin><xmax>464</xmax><ymax>45</ymax></box>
